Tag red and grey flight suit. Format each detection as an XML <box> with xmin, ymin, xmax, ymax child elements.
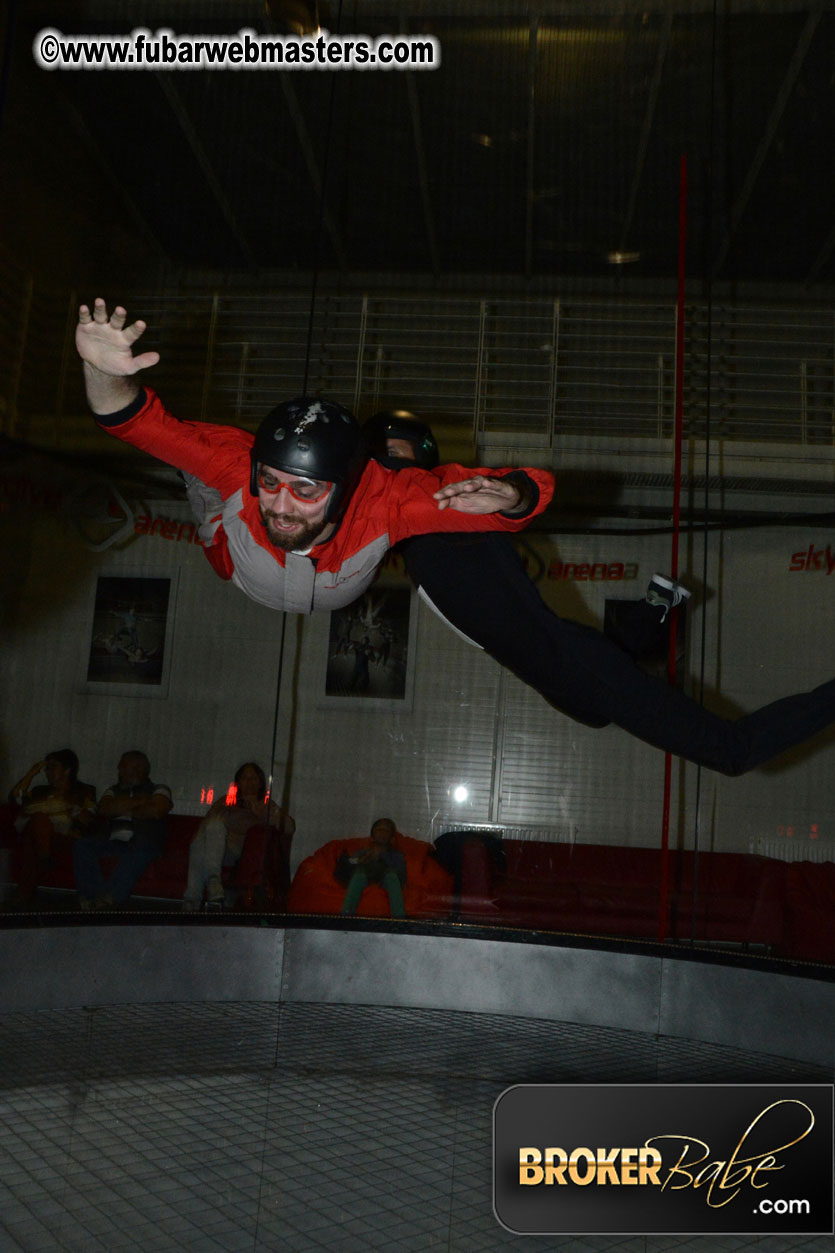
<box><xmin>94</xmin><ymin>387</ymin><xmax>553</xmax><ymax>615</ymax></box>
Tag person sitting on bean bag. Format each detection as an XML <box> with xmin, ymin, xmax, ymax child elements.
<box><xmin>337</xmin><ymin>818</ymin><xmax>406</xmax><ymax>919</ymax></box>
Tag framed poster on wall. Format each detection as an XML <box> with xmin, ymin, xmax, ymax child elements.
<box><xmin>321</xmin><ymin>586</ymin><xmax>417</xmax><ymax>711</ymax></box>
<box><xmin>80</xmin><ymin>571</ymin><xmax>178</xmax><ymax>698</ymax></box>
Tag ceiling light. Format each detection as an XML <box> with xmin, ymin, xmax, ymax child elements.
<box><xmin>264</xmin><ymin>0</ymin><xmax>321</xmax><ymax>36</ymax></box>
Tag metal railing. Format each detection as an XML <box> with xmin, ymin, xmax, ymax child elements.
<box><xmin>2</xmin><ymin>263</ymin><xmax>833</xmax><ymax>455</ymax></box>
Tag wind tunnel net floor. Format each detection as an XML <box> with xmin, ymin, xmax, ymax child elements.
<box><xmin>0</xmin><ymin>1001</ymin><xmax>831</xmax><ymax>1253</ymax></box>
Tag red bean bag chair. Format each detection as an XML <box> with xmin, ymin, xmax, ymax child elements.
<box><xmin>287</xmin><ymin>834</ymin><xmax>454</xmax><ymax>920</ymax></box>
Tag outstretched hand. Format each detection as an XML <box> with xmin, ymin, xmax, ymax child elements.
<box><xmin>433</xmin><ymin>475</ymin><xmax>522</xmax><ymax>515</ymax></box>
<box><xmin>76</xmin><ymin>298</ymin><xmax>160</xmax><ymax>376</ymax></box>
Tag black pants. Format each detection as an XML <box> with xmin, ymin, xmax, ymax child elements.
<box><xmin>604</xmin><ymin>597</ymin><xmax>669</xmax><ymax>661</ymax></box>
<box><xmin>399</xmin><ymin>532</ymin><xmax>835</xmax><ymax>776</ymax></box>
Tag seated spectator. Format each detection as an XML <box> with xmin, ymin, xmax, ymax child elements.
<box><xmin>8</xmin><ymin>750</ymin><xmax>96</xmax><ymax>906</ymax></box>
<box><xmin>73</xmin><ymin>750</ymin><xmax>171</xmax><ymax>910</ymax></box>
<box><xmin>337</xmin><ymin>818</ymin><xmax>407</xmax><ymax>919</ymax></box>
<box><xmin>183</xmin><ymin>762</ymin><xmax>295</xmax><ymax>911</ymax></box>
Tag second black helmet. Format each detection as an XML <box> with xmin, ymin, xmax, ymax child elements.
<box><xmin>364</xmin><ymin>411</ymin><xmax>440</xmax><ymax>471</ymax></box>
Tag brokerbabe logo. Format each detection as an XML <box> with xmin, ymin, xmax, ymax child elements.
<box><xmin>493</xmin><ymin>1084</ymin><xmax>834</xmax><ymax>1235</ymax></box>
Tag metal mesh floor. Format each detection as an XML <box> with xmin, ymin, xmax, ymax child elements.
<box><xmin>0</xmin><ymin>1001</ymin><xmax>832</xmax><ymax>1252</ymax></box>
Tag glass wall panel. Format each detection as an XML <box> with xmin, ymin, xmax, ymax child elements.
<box><xmin>2</xmin><ymin>2</ymin><xmax>834</xmax><ymax>972</ymax></box>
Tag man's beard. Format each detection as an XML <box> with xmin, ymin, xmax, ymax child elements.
<box><xmin>259</xmin><ymin>506</ymin><xmax>329</xmax><ymax>552</ymax></box>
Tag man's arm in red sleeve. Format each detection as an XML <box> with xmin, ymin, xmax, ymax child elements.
<box><xmin>95</xmin><ymin>386</ymin><xmax>252</xmax><ymax>495</ymax></box>
<box><xmin>77</xmin><ymin>298</ymin><xmax>250</xmax><ymax>495</ymax></box>
<box><xmin>388</xmin><ymin>463</ymin><xmax>554</xmax><ymax>543</ymax></box>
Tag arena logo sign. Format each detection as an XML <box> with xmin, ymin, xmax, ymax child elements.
<box><xmin>789</xmin><ymin>545</ymin><xmax>835</xmax><ymax>574</ymax></box>
<box><xmin>545</xmin><ymin>560</ymin><xmax>639</xmax><ymax>583</ymax></box>
<box><xmin>134</xmin><ymin>513</ymin><xmax>206</xmax><ymax>545</ymax></box>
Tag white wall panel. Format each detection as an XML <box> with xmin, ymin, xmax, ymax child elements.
<box><xmin>693</xmin><ymin>526</ymin><xmax>835</xmax><ymax>859</ymax></box>
<box><xmin>2</xmin><ymin>502</ymin><xmax>281</xmax><ymax>820</ymax></box>
<box><xmin>281</xmin><ymin>603</ymin><xmax>505</xmax><ymax>869</ymax></box>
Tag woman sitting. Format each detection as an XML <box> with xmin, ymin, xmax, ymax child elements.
<box><xmin>9</xmin><ymin>750</ymin><xmax>96</xmax><ymax>905</ymax></box>
<box><xmin>183</xmin><ymin>762</ymin><xmax>294</xmax><ymax>911</ymax></box>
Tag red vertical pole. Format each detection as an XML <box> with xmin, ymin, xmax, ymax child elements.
<box><xmin>658</xmin><ymin>154</ymin><xmax>687</xmax><ymax>942</ymax></box>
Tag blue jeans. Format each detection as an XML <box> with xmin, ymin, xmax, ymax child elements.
<box><xmin>340</xmin><ymin>868</ymin><xmax>406</xmax><ymax>918</ymax></box>
<box><xmin>73</xmin><ymin>833</ymin><xmax>161</xmax><ymax>903</ymax></box>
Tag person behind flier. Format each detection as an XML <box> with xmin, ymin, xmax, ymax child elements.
<box><xmin>73</xmin><ymin>750</ymin><xmax>172</xmax><ymax>911</ymax></box>
<box><xmin>338</xmin><ymin>818</ymin><xmax>407</xmax><ymax>919</ymax></box>
<box><xmin>76</xmin><ymin>300</ymin><xmax>835</xmax><ymax>777</ymax></box>
<box><xmin>183</xmin><ymin>762</ymin><xmax>295</xmax><ymax>911</ymax></box>
<box><xmin>9</xmin><ymin>750</ymin><xmax>96</xmax><ymax>906</ymax></box>
<box><xmin>365</xmin><ymin>410</ymin><xmax>691</xmax><ymax>664</ymax></box>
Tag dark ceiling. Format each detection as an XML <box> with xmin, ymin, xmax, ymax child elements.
<box><xmin>3</xmin><ymin>1</ymin><xmax>835</xmax><ymax>290</ymax></box>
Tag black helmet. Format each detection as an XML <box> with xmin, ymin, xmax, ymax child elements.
<box><xmin>364</xmin><ymin>411</ymin><xmax>439</xmax><ymax>471</ymax></box>
<box><xmin>250</xmin><ymin>396</ymin><xmax>367</xmax><ymax>523</ymax></box>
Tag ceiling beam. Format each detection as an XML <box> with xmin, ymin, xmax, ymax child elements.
<box><xmin>58</xmin><ymin>1</ymin><xmax>824</xmax><ymax>16</ymax></box>
<box><xmin>618</xmin><ymin>11</ymin><xmax>672</xmax><ymax>252</ymax></box>
<box><xmin>404</xmin><ymin>52</ymin><xmax>441</xmax><ymax>276</ymax></box>
<box><xmin>279</xmin><ymin>76</ymin><xmax>347</xmax><ymax>270</ymax></box>
<box><xmin>391</xmin><ymin>0</ymin><xmax>820</xmax><ymax>12</ymax></box>
<box><xmin>525</xmin><ymin>15</ymin><xmax>538</xmax><ymax>278</ymax></box>
<box><xmin>54</xmin><ymin>85</ymin><xmax>168</xmax><ymax>263</ymax></box>
<box><xmin>156</xmin><ymin>73</ymin><xmax>255</xmax><ymax>266</ymax></box>
<box><xmin>712</xmin><ymin>7</ymin><xmax>821</xmax><ymax>277</ymax></box>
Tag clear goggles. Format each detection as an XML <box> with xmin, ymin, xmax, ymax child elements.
<box><xmin>257</xmin><ymin>465</ymin><xmax>332</xmax><ymax>503</ymax></box>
